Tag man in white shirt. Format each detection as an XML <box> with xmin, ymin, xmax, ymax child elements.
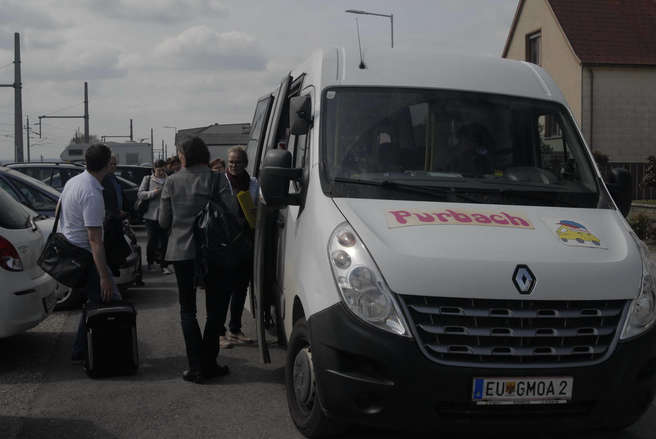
<box><xmin>60</xmin><ymin>143</ymin><xmax>120</xmax><ymax>363</ymax></box>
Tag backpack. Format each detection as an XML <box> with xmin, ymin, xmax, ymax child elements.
<box><xmin>194</xmin><ymin>173</ymin><xmax>252</xmax><ymax>274</ymax></box>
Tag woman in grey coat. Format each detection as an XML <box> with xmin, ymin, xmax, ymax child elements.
<box><xmin>138</xmin><ymin>160</ymin><xmax>171</xmax><ymax>274</ymax></box>
<box><xmin>159</xmin><ymin>137</ymin><xmax>230</xmax><ymax>383</ymax></box>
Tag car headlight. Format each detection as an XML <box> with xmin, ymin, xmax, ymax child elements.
<box><xmin>621</xmin><ymin>238</ymin><xmax>656</xmax><ymax>340</ymax></box>
<box><xmin>328</xmin><ymin>222</ymin><xmax>411</xmax><ymax>337</ymax></box>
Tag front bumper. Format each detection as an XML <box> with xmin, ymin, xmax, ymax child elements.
<box><xmin>0</xmin><ymin>272</ymin><xmax>57</xmax><ymax>338</ymax></box>
<box><xmin>309</xmin><ymin>303</ymin><xmax>656</xmax><ymax>432</ymax></box>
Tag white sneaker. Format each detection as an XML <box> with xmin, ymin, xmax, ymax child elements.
<box><xmin>162</xmin><ymin>267</ymin><xmax>172</xmax><ymax>275</ymax></box>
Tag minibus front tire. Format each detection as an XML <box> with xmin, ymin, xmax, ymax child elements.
<box><xmin>286</xmin><ymin>319</ymin><xmax>345</xmax><ymax>438</ymax></box>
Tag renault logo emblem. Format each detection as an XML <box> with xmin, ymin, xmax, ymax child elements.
<box><xmin>513</xmin><ymin>265</ymin><xmax>535</xmax><ymax>294</ymax></box>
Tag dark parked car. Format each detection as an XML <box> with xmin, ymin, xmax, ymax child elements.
<box><xmin>115</xmin><ymin>165</ymin><xmax>152</xmax><ymax>186</ymax></box>
<box><xmin>7</xmin><ymin>162</ymin><xmax>141</xmax><ymax>224</ymax></box>
<box><xmin>5</xmin><ymin>162</ymin><xmax>85</xmax><ymax>191</ymax></box>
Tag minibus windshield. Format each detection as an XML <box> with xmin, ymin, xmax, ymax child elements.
<box><xmin>321</xmin><ymin>87</ymin><xmax>602</xmax><ymax>208</ymax></box>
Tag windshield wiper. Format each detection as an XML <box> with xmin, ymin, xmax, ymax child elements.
<box><xmin>332</xmin><ymin>177</ymin><xmax>484</xmax><ymax>204</ymax></box>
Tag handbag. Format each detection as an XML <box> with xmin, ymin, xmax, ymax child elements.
<box><xmin>194</xmin><ymin>173</ymin><xmax>253</xmax><ymax>273</ymax></box>
<box><xmin>134</xmin><ymin>176</ymin><xmax>150</xmax><ymax>216</ymax></box>
<box><xmin>38</xmin><ymin>203</ymin><xmax>93</xmax><ymax>288</ymax></box>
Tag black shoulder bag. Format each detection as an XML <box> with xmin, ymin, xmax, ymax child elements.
<box><xmin>37</xmin><ymin>203</ymin><xmax>94</xmax><ymax>288</ymax></box>
<box><xmin>194</xmin><ymin>173</ymin><xmax>253</xmax><ymax>275</ymax></box>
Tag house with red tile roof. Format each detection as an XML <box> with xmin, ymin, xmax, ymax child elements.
<box><xmin>503</xmin><ymin>0</ymin><xmax>656</xmax><ymax>164</ymax></box>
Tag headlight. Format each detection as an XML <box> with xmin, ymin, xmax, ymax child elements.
<box><xmin>328</xmin><ymin>222</ymin><xmax>411</xmax><ymax>337</ymax></box>
<box><xmin>621</xmin><ymin>239</ymin><xmax>656</xmax><ymax>340</ymax></box>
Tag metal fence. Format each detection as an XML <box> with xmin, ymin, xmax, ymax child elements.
<box><xmin>605</xmin><ymin>162</ymin><xmax>656</xmax><ymax>201</ymax></box>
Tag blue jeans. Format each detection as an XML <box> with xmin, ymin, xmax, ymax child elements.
<box><xmin>72</xmin><ymin>263</ymin><xmax>121</xmax><ymax>358</ymax></box>
<box><xmin>174</xmin><ymin>260</ymin><xmax>229</xmax><ymax>373</ymax></box>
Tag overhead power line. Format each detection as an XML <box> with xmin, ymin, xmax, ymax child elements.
<box><xmin>41</xmin><ymin>101</ymin><xmax>84</xmax><ymax>116</ymax></box>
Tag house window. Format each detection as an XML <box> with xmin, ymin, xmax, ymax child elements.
<box><xmin>526</xmin><ymin>31</ymin><xmax>541</xmax><ymax>65</ymax></box>
<box><xmin>544</xmin><ymin>114</ymin><xmax>562</xmax><ymax>138</ymax></box>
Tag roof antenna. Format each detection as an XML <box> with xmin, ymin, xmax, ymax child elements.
<box><xmin>355</xmin><ymin>17</ymin><xmax>366</xmax><ymax>69</ymax></box>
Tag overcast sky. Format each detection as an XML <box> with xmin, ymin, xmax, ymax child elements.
<box><xmin>0</xmin><ymin>0</ymin><xmax>518</xmax><ymax>162</ymax></box>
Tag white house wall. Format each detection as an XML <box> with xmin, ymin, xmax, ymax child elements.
<box><xmin>583</xmin><ymin>66</ymin><xmax>656</xmax><ymax>163</ymax></box>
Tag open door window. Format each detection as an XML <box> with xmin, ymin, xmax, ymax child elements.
<box><xmin>247</xmin><ymin>95</ymin><xmax>274</xmax><ymax>177</ymax></box>
<box><xmin>254</xmin><ymin>74</ymin><xmax>293</xmax><ymax>364</ymax></box>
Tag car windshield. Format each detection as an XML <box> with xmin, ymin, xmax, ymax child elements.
<box><xmin>321</xmin><ymin>87</ymin><xmax>602</xmax><ymax>208</ymax></box>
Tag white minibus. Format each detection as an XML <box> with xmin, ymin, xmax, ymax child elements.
<box><xmin>245</xmin><ymin>48</ymin><xmax>655</xmax><ymax>437</ymax></box>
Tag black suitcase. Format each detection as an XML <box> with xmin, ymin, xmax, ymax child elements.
<box><xmin>85</xmin><ymin>301</ymin><xmax>139</xmax><ymax>378</ymax></box>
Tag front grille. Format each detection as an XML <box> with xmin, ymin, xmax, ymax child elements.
<box><xmin>400</xmin><ymin>295</ymin><xmax>628</xmax><ymax>367</ymax></box>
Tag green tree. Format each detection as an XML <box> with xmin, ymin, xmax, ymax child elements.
<box><xmin>642</xmin><ymin>155</ymin><xmax>656</xmax><ymax>189</ymax></box>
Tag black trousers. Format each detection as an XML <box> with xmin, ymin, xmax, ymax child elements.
<box><xmin>173</xmin><ymin>260</ymin><xmax>229</xmax><ymax>373</ymax></box>
<box><xmin>144</xmin><ymin>220</ymin><xmax>168</xmax><ymax>266</ymax></box>
<box><xmin>221</xmin><ymin>260</ymin><xmax>251</xmax><ymax>335</ymax></box>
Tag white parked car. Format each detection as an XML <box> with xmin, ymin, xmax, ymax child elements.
<box><xmin>0</xmin><ymin>188</ymin><xmax>58</xmax><ymax>338</ymax></box>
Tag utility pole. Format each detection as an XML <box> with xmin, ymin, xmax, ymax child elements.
<box><xmin>345</xmin><ymin>9</ymin><xmax>394</xmax><ymax>48</ymax></box>
<box><xmin>39</xmin><ymin>82</ymin><xmax>90</xmax><ymax>145</ymax></box>
<box><xmin>1</xmin><ymin>33</ymin><xmax>24</xmax><ymax>162</ymax></box>
<box><xmin>25</xmin><ymin>115</ymin><xmax>30</xmax><ymax>162</ymax></box>
<box><xmin>150</xmin><ymin>128</ymin><xmax>154</xmax><ymax>163</ymax></box>
<box><xmin>101</xmin><ymin>119</ymin><xmax>137</xmax><ymax>143</ymax></box>
<box><xmin>84</xmin><ymin>82</ymin><xmax>89</xmax><ymax>143</ymax></box>
<box><xmin>161</xmin><ymin>140</ymin><xmax>165</xmax><ymax>159</ymax></box>
<box><xmin>14</xmin><ymin>33</ymin><xmax>23</xmax><ymax>162</ymax></box>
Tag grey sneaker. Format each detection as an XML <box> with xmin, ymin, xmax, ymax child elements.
<box><xmin>162</xmin><ymin>267</ymin><xmax>172</xmax><ymax>275</ymax></box>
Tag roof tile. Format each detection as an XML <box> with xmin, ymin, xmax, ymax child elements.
<box><xmin>547</xmin><ymin>0</ymin><xmax>656</xmax><ymax>65</ymax></box>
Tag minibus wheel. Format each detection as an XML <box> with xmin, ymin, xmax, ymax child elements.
<box><xmin>286</xmin><ymin>319</ymin><xmax>343</xmax><ymax>438</ymax></box>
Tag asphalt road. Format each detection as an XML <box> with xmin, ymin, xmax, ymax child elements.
<box><xmin>1</xmin><ymin>228</ymin><xmax>655</xmax><ymax>439</ymax></box>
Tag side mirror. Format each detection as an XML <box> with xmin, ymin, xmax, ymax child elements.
<box><xmin>289</xmin><ymin>95</ymin><xmax>312</xmax><ymax>135</ymax></box>
<box><xmin>259</xmin><ymin>149</ymin><xmax>302</xmax><ymax>209</ymax></box>
<box><xmin>607</xmin><ymin>167</ymin><xmax>632</xmax><ymax>217</ymax></box>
